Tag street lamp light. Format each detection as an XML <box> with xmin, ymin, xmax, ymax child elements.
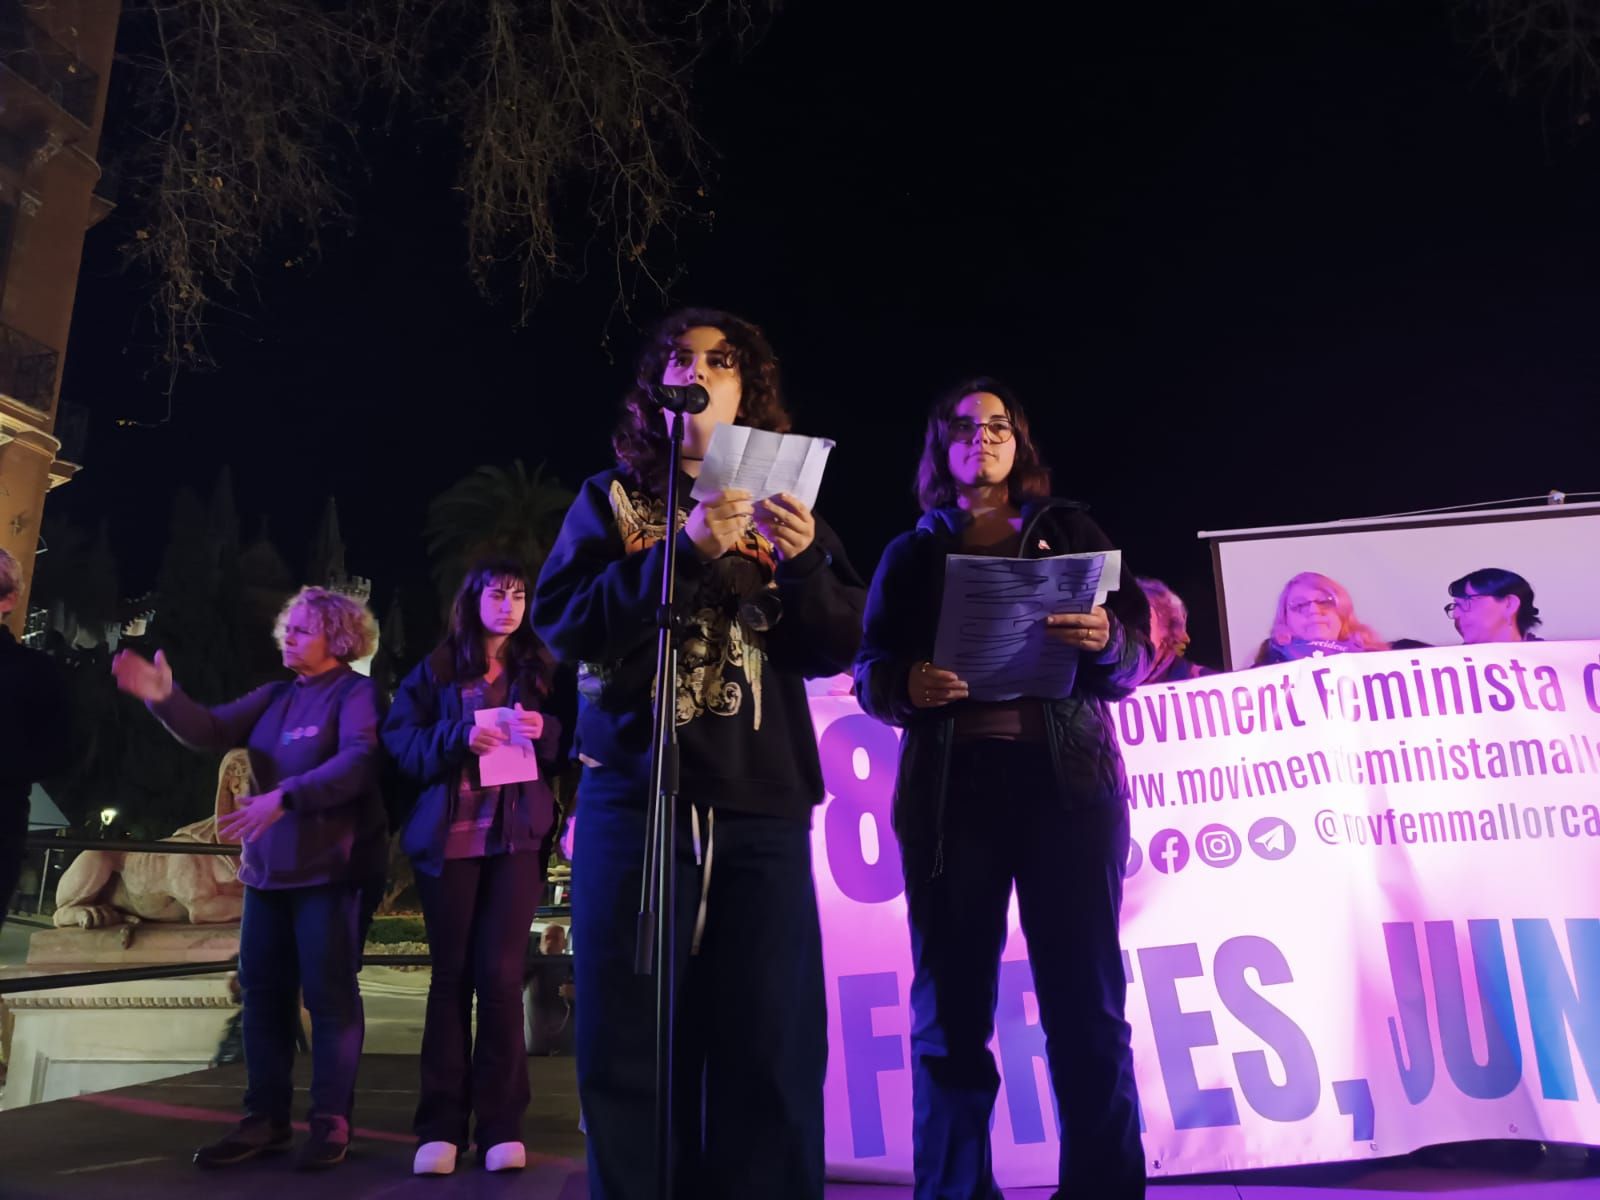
<box><xmin>98</xmin><ymin>807</ymin><xmax>118</xmax><ymax>839</ymax></box>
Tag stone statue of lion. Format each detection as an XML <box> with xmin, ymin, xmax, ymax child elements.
<box><xmin>52</xmin><ymin>750</ymin><xmax>252</xmax><ymax>929</ymax></box>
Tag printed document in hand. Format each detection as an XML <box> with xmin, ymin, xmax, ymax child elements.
<box><xmin>690</xmin><ymin>424</ymin><xmax>835</xmax><ymax>510</ymax></box>
<box><xmin>473</xmin><ymin>707</ymin><xmax>540</xmax><ymax>788</ymax></box>
<box><xmin>930</xmin><ymin>550</ymin><xmax>1121</xmax><ymax>702</ymax></box>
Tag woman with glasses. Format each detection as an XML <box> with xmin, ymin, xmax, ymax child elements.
<box><xmin>853</xmin><ymin>376</ymin><xmax>1151</xmax><ymax>1200</ymax></box>
<box><xmin>1446</xmin><ymin>568</ymin><xmax>1543</xmax><ymax>644</ymax></box>
<box><xmin>1252</xmin><ymin>571</ymin><xmax>1388</xmax><ymax>665</ymax></box>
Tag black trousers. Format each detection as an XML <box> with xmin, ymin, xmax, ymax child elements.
<box><xmin>903</xmin><ymin>740</ymin><xmax>1145</xmax><ymax>1200</ymax></box>
<box><xmin>414</xmin><ymin>850</ymin><xmax>548</xmax><ymax>1149</ymax></box>
<box><xmin>572</xmin><ymin>775</ymin><xmax>827</xmax><ymax>1200</ymax></box>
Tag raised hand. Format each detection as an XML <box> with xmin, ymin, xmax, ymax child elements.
<box><xmin>111</xmin><ymin>648</ymin><xmax>174</xmax><ymax>703</ymax></box>
<box><xmin>685</xmin><ymin>488</ymin><xmax>755</xmax><ymax>561</ymax></box>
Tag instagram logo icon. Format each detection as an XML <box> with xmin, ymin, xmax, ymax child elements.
<box><xmin>1195</xmin><ymin>823</ymin><xmax>1242</xmax><ymax>868</ymax></box>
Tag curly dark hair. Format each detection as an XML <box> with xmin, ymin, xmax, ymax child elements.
<box><xmin>440</xmin><ymin>557</ymin><xmax>554</xmax><ymax>700</ymax></box>
<box><xmin>613</xmin><ymin>307</ymin><xmax>792</xmax><ymax>491</ymax></box>
<box><xmin>914</xmin><ymin>376</ymin><xmax>1053</xmax><ymax>512</ymax></box>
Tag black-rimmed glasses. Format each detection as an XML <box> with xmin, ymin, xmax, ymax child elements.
<box><xmin>945</xmin><ymin>418</ymin><xmax>1015</xmax><ymax>444</ymax></box>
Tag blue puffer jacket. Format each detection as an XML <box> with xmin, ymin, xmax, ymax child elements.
<box><xmin>382</xmin><ymin>645</ymin><xmax>564</xmax><ymax>877</ymax></box>
<box><xmin>852</xmin><ymin>498</ymin><xmax>1151</xmax><ymax>864</ymax></box>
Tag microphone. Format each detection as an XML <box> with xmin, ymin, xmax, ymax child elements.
<box><xmin>648</xmin><ymin>383</ymin><xmax>710</xmax><ymax>414</ymax></box>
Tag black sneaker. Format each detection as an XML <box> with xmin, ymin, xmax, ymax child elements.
<box><xmin>292</xmin><ymin>1119</ymin><xmax>350</xmax><ymax>1171</ymax></box>
<box><xmin>193</xmin><ymin>1115</ymin><xmax>292</xmax><ymax>1167</ymax></box>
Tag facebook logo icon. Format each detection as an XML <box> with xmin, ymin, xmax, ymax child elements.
<box><xmin>1149</xmin><ymin>829</ymin><xmax>1190</xmax><ymax>875</ymax></box>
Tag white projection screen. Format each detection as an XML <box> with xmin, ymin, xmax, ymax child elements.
<box><xmin>1203</xmin><ymin>501</ymin><xmax>1600</xmax><ymax>669</ymax></box>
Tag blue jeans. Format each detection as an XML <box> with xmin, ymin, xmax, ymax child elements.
<box><xmin>238</xmin><ymin>878</ymin><xmax>381</xmax><ymax>1137</ymax></box>
<box><xmin>572</xmin><ymin>774</ymin><xmax>826</xmax><ymax>1200</ymax></box>
<box><xmin>903</xmin><ymin>740</ymin><xmax>1145</xmax><ymax>1200</ymax></box>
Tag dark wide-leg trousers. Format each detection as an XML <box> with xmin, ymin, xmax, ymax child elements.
<box><xmin>413</xmin><ymin>850</ymin><xmax>548</xmax><ymax>1149</ymax></box>
<box><xmin>572</xmin><ymin>774</ymin><xmax>827</xmax><ymax>1200</ymax></box>
<box><xmin>903</xmin><ymin>740</ymin><xmax>1145</xmax><ymax>1200</ymax></box>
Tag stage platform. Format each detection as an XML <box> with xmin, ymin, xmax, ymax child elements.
<box><xmin>0</xmin><ymin>1054</ymin><xmax>1596</xmax><ymax>1198</ymax></box>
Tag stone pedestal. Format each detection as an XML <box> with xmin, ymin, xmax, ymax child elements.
<box><xmin>24</xmin><ymin>922</ymin><xmax>241</xmax><ymax>965</ymax></box>
<box><xmin>0</xmin><ymin>924</ymin><xmax>240</xmax><ymax>1110</ymax></box>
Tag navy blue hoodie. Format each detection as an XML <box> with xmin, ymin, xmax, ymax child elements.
<box><xmin>533</xmin><ymin>468</ymin><xmax>866</xmax><ymax>820</ymax></box>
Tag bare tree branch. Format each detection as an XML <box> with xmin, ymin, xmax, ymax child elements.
<box><xmin>115</xmin><ymin>0</ymin><xmax>369</xmax><ymax>385</ymax></box>
<box><xmin>86</xmin><ymin>0</ymin><xmax>774</xmax><ymax>389</ymax></box>
<box><xmin>1462</xmin><ymin>0</ymin><xmax>1600</xmax><ymax>128</ymax></box>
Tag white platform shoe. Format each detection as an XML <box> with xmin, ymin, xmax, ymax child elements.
<box><xmin>484</xmin><ymin>1141</ymin><xmax>527</xmax><ymax>1172</ymax></box>
<box><xmin>412</xmin><ymin>1141</ymin><xmax>458</xmax><ymax>1175</ymax></box>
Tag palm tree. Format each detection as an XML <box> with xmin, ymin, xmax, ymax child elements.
<box><xmin>423</xmin><ymin>460</ymin><xmax>575</xmax><ymax>604</ymax></box>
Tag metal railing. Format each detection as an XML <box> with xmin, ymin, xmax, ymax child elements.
<box><xmin>0</xmin><ymin>0</ymin><xmax>100</xmax><ymax>127</ymax></box>
<box><xmin>0</xmin><ymin>321</ymin><xmax>59</xmax><ymax>411</ymax></box>
<box><xmin>2</xmin><ymin>834</ymin><xmax>420</xmax><ymax>996</ymax></box>
<box><xmin>4</xmin><ymin>833</ymin><xmax>565</xmax><ymax>995</ymax></box>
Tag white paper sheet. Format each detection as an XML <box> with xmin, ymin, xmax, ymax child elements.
<box><xmin>690</xmin><ymin>424</ymin><xmax>836</xmax><ymax>510</ymax></box>
<box><xmin>472</xmin><ymin>706</ymin><xmax>540</xmax><ymax>787</ymax></box>
<box><xmin>930</xmin><ymin>549</ymin><xmax>1121</xmax><ymax>702</ymax></box>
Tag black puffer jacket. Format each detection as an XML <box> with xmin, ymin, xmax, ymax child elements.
<box><xmin>852</xmin><ymin>499</ymin><xmax>1150</xmax><ymax>863</ymax></box>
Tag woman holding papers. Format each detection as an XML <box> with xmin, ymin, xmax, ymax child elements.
<box><xmin>112</xmin><ymin>587</ymin><xmax>385</xmax><ymax>1171</ymax></box>
<box><xmin>854</xmin><ymin>377</ymin><xmax>1151</xmax><ymax>1200</ymax></box>
<box><xmin>533</xmin><ymin>308</ymin><xmax>865</xmax><ymax>1200</ymax></box>
<box><xmin>382</xmin><ymin>558</ymin><xmax>566</xmax><ymax>1175</ymax></box>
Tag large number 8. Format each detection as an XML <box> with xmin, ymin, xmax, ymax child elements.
<box><xmin>820</xmin><ymin>714</ymin><xmax>905</xmax><ymax>904</ymax></box>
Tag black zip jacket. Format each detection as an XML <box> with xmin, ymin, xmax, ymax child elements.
<box><xmin>852</xmin><ymin>498</ymin><xmax>1151</xmax><ymax>858</ymax></box>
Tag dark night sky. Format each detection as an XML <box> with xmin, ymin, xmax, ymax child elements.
<box><xmin>50</xmin><ymin>0</ymin><xmax>1600</xmax><ymax>665</ymax></box>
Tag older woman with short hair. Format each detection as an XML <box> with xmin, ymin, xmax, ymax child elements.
<box><xmin>113</xmin><ymin>586</ymin><xmax>386</xmax><ymax>1171</ymax></box>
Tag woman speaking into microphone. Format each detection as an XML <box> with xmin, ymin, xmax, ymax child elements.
<box><xmin>533</xmin><ymin>308</ymin><xmax>864</xmax><ymax>1200</ymax></box>
<box><xmin>853</xmin><ymin>377</ymin><xmax>1152</xmax><ymax>1200</ymax></box>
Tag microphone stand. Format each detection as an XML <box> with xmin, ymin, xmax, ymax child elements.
<box><xmin>636</xmin><ymin>406</ymin><xmax>687</xmax><ymax>1200</ymax></box>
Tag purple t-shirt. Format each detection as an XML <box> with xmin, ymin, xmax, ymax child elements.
<box><xmin>150</xmin><ymin>666</ymin><xmax>386</xmax><ymax>889</ymax></box>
